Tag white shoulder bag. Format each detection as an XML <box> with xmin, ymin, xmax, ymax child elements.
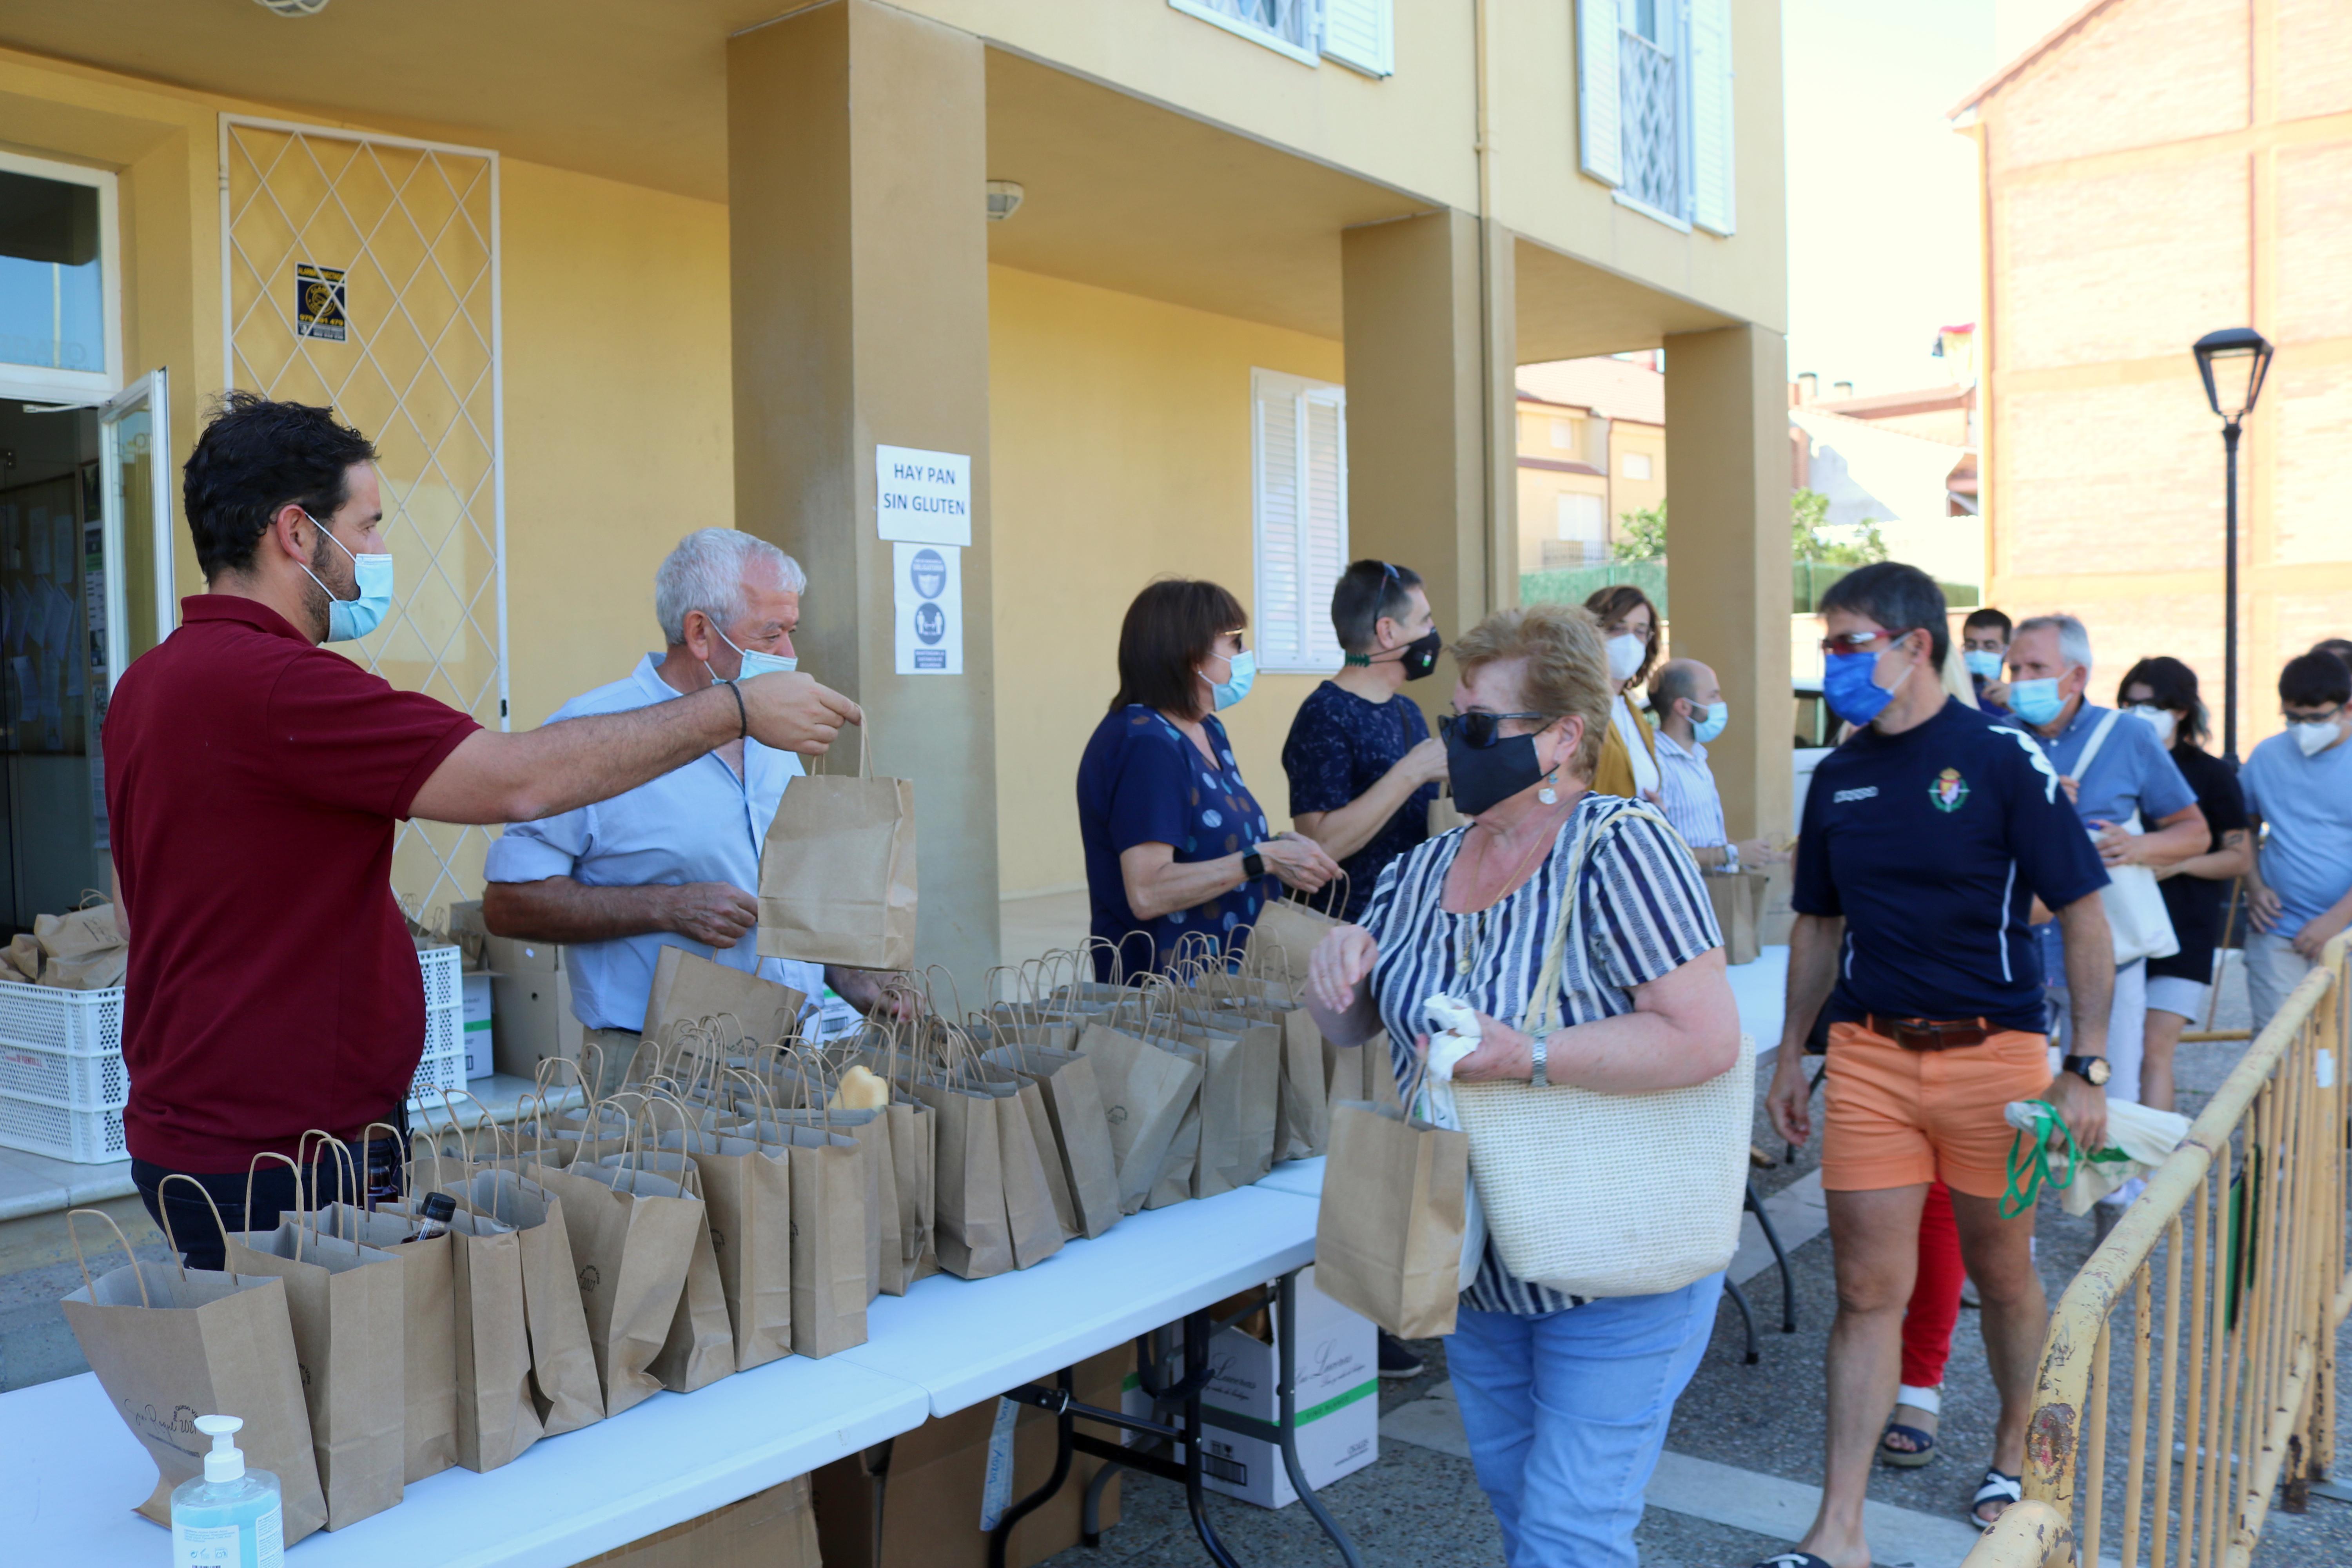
<box><xmin>1450</xmin><ymin>802</ymin><xmax>1753</xmax><ymax>1299</ymax></box>
<box><xmin>2071</xmin><ymin>710</ymin><xmax>2180</xmax><ymax>967</ymax></box>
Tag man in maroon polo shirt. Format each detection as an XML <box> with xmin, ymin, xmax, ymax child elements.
<box><xmin>106</xmin><ymin>393</ymin><xmax>860</xmax><ymax>1268</ymax></box>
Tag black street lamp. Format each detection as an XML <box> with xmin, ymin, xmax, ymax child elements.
<box><xmin>2192</xmin><ymin>327</ymin><xmax>2274</xmax><ymax>767</ymax></box>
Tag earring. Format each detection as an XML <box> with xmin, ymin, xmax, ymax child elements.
<box><xmin>1537</xmin><ymin>770</ymin><xmax>1558</xmax><ymax>806</ymax></box>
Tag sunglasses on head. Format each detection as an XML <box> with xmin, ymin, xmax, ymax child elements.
<box><xmin>1441</xmin><ymin>710</ymin><xmax>1550</xmax><ymax>748</ymax></box>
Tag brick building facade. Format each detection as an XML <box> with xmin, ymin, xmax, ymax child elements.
<box><xmin>1958</xmin><ymin>0</ymin><xmax>2352</xmax><ymax>742</ymax></box>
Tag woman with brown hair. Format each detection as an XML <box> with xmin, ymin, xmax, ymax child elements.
<box><xmin>1076</xmin><ymin>578</ymin><xmax>1339</xmax><ymax>980</ymax></box>
<box><xmin>1584</xmin><ymin>583</ymin><xmax>1663</xmax><ymax>800</ymax></box>
<box><xmin>1306</xmin><ymin>600</ymin><xmax>1738</xmax><ymax>1568</ymax></box>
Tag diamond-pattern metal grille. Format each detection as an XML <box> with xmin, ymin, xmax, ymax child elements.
<box><xmin>222</xmin><ymin>119</ymin><xmax>506</xmax><ymax>921</ymax></box>
<box><xmin>1619</xmin><ymin>29</ymin><xmax>1682</xmax><ymax>218</ymax></box>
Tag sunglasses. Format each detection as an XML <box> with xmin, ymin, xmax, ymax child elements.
<box><xmin>1441</xmin><ymin>710</ymin><xmax>1550</xmax><ymax>748</ymax></box>
<box><xmin>1819</xmin><ymin>628</ymin><xmax>1916</xmax><ymax>655</ymax></box>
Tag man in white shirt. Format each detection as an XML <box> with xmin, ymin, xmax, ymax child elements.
<box><xmin>1648</xmin><ymin>657</ymin><xmax>1777</xmax><ymax>871</ymax></box>
<box><xmin>483</xmin><ymin>528</ymin><xmax>898</xmax><ymax>1089</ymax></box>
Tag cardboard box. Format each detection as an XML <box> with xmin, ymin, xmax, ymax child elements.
<box><xmin>461</xmin><ymin>972</ymin><xmax>495</xmax><ymax>1080</ymax></box>
<box><xmin>575</xmin><ymin>1472</ymin><xmax>819</xmax><ymax>1568</ymax></box>
<box><xmin>443</xmin><ymin>902</ymin><xmax>585</xmax><ymax>1079</ymax></box>
<box><xmin>1122</xmin><ymin>1267</ymin><xmax>1377</xmax><ymax>1509</ymax></box>
<box><xmin>813</xmin><ymin>1345</ymin><xmax>1127</xmax><ymax>1568</ymax></box>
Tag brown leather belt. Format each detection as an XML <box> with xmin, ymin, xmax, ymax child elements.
<box><xmin>1864</xmin><ymin>1013</ymin><xmax>1993</xmax><ymax>1052</ymax></box>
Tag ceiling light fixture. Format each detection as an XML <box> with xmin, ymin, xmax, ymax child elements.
<box><xmin>985</xmin><ymin>181</ymin><xmax>1025</xmax><ymax>222</ymax></box>
<box><xmin>253</xmin><ymin>0</ymin><xmax>333</xmax><ymax>16</ymax></box>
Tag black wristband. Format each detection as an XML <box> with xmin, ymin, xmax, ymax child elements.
<box><xmin>725</xmin><ymin>679</ymin><xmax>748</xmax><ymax>740</ymax></box>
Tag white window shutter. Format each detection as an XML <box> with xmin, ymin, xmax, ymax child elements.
<box><xmin>1321</xmin><ymin>0</ymin><xmax>1394</xmax><ymax>77</ymax></box>
<box><xmin>1690</xmin><ymin>0</ymin><xmax>1735</xmax><ymax>234</ymax></box>
<box><xmin>1300</xmin><ymin>387</ymin><xmax>1348</xmax><ymax>668</ymax></box>
<box><xmin>1252</xmin><ymin>370</ymin><xmax>1349</xmax><ymax>673</ymax></box>
<box><xmin>1577</xmin><ymin>0</ymin><xmax>1622</xmax><ymax>187</ymax></box>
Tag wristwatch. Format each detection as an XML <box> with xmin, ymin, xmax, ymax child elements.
<box><xmin>2062</xmin><ymin>1054</ymin><xmax>2112</xmax><ymax>1087</ymax></box>
<box><xmin>1241</xmin><ymin>848</ymin><xmax>1267</xmax><ymax>881</ymax></box>
<box><xmin>1530</xmin><ymin>1031</ymin><xmax>1549</xmax><ymax>1089</ymax></box>
<box><xmin>1723</xmin><ymin>842</ymin><xmax>1741</xmax><ymax>875</ymax></box>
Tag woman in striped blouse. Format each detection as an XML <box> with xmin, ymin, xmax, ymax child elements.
<box><xmin>1306</xmin><ymin>602</ymin><xmax>1741</xmax><ymax>1568</ymax></box>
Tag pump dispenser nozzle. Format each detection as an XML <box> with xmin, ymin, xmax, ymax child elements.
<box><xmin>194</xmin><ymin>1413</ymin><xmax>246</xmax><ymax>1483</ymax></box>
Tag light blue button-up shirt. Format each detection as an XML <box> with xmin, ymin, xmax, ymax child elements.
<box><xmin>483</xmin><ymin>654</ymin><xmax>823</xmax><ymax>1031</ymax></box>
<box><xmin>2033</xmin><ymin>700</ymin><xmax>2197</xmax><ymax>828</ymax></box>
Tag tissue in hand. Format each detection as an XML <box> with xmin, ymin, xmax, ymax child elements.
<box><xmin>1419</xmin><ymin>993</ymin><xmax>1490</xmax><ymax>1291</ymax></box>
<box><xmin>1422</xmin><ymin>993</ymin><xmax>1482</xmax><ymax>1084</ymax></box>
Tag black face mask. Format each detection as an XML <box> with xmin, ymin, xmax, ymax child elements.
<box><xmin>1397</xmin><ymin>626</ymin><xmax>1442</xmax><ymax>681</ymax></box>
<box><xmin>1441</xmin><ymin>717</ymin><xmax>1550</xmax><ymax>816</ymax></box>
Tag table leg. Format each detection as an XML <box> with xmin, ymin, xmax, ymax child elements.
<box><xmin>1274</xmin><ymin>1269</ymin><xmax>1366</xmax><ymax>1568</ymax></box>
<box><xmin>1180</xmin><ymin>1308</ymin><xmax>1243</xmax><ymax>1568</ymax></box>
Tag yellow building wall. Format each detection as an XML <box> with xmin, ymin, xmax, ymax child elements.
<box><xmin>497</xmin><ymin>162</ymin><xmax>734</xmax><ymax>730</ymax></box>
<box><xmin>989</xmin><ymin>265</ymin><xmax>1343</xmax><ymax>897</ymax></box>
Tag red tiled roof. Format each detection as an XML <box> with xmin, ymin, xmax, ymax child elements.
<box><xmin>1517</xmin><ymin>457</ymin><xmax>1604</xmax><ymax>476</ymax></box>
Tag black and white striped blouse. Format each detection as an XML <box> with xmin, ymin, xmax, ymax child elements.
<box><xmin>1358</xmin><ymin>791</ymin><xmax>1724</xmax><ymax>1316</ymax></box>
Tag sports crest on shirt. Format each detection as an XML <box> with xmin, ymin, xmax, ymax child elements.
<box><xmin>1929</xmin><ymin>767</ymin><xmax>1970</xmax><ymax>812</ymax></box>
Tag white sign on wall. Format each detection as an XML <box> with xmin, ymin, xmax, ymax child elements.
<box><xmin>893</xmin><ymin>541</ymin><xmax>962</xmax><ymax>675</ymax></box>
<box><xmin>875</xmin><ymin>444</ymin><xmax>972</xmax><ymax>547</ymax></box>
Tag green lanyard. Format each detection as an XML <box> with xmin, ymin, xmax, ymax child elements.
<box><xmin>2000</xmin><ymin>1100</ymin><xmax>2131</xmax><ymax>1218</ymax></box>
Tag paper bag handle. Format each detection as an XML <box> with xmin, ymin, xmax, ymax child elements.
<box><xmin>244</xmin><ymin>1152</ymin><xmax>312</xmax><ymax>1260</ymax></box>
<box><xmin>153</xmin><ymin>1172</ymin><xmax>238</xmax><ymax>1278</ymax></box>
<box><xmin>65</xmin><ymin>1208</ymin><xmax>153</xmax><ymax>1304</ymax></box>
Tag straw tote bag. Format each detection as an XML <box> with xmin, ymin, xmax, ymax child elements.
<box><xmin>1450</xmin><ymin>802</ymin><xmax>1754</xmax><ymax>1299</ymax></box>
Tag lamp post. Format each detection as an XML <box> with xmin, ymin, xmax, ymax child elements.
<box><xmin>2192</xmin><ymin>327</ymin><xmax>2274</xmax><ymax>768</ymax></box>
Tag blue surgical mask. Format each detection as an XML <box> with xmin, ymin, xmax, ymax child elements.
<box><xmin>1964</xmin><ymin>650</ymin><xmax>2004</xmax><ymax>681</ymax></box>
<box><xmin>1201</xmin><ymin>647</ymin><xmax>1256</xmax><ymax>711</ymax></box>
<box><xmin>2009</xmin><ymin>677</ymin><xmax>2066</xmax><ymax>727</ymax></box>
<box><xmin>299</xmin><ymin>511</ymin><xmax>394</xmax><ymax>642</ymax></box>
<box><xmin>716</xmin><ymin>626</ymin><xmax>797</xmax><ymax>679</ymax></box>
<box><xmin>1823</xmin><ymin>650</ymin><xmax>1906</xmax><ymax>728</ymax></box>
<box><xmin>1690</xmin><ymin>701</ymin><xmax>1729</xmax><ymax>744</ymax></box>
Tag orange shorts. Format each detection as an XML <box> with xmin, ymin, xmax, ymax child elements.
<box><xmin>1818</xmin><ymin>1021</ymin><xmax>2054</xmax><ymax>1199</ymax></box>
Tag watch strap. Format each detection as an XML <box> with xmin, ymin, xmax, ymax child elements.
<box><xmin>1241</xmin><ymin>849</ymin><xmax>1266</xmax><ymax>880</ymax></box>
<box><xmin>1530</xmin><ymin>1031</ymin><xmax>1548</xmax><ymax>1089</ymax></box>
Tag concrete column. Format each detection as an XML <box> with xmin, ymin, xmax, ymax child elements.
<box><xmin>728</xmin><ymin>0</ymin><xmax>1000</xmax><ymax>982</ymax></box>
<box><xmin>1341</xmin><ymin>209</ymin><xmax>1517</xmax><ymax>709</ymax></box>
<box><xmin>1664</xmin><ymin>323</ymin><xmax>1793</xmax><ymax>842</ymax></box>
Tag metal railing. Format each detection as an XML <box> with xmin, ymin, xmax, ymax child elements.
<box><xmin>1965</xmin><ymin>931</ymin><xmax>2349</xmax><ymax>1568</ymax></box>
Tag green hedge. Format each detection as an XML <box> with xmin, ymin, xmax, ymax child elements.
<box><xmin>1521</xmin><ymin>559</ymin><xmax>1979</xmax><ymax>617</ymax></box>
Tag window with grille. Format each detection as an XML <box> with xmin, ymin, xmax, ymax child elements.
<box><xmin>1170</xmin><ymin>0</ymin><xmax>1394</xmax><ymax>76</ymax></box>
<box><xmin>1576</xmin><ymin>0</ymin><xmax>1735</xmax><ymax>234</ymax></box>
<box><xmin>1251</xmin><ymin>369</ymin><xmax>1348</xmax><ymax>674</ymax></box>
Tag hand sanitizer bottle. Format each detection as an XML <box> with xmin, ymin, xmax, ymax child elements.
<box><xmin>171</xmin><ymin>1414</ymin><xmax>283</xmax><ymax>1568</ymax></box>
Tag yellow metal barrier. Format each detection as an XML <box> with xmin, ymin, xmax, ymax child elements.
<box><xmin>1966</xmin><ymin>932</ymin><xmax>2349</xmax><ymax>1568</ymax></box>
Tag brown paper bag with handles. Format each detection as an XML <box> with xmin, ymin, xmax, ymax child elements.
<box><xmin>60</xmin><ymin>1204</ymin><xmax>330</xmax><ymax>1542</ymax></box>
<box><xmin>1314</xmin><ymin>1054</ymin><xmax>1469</xmax><ymax>1340</ymax></box>
<box><xmin>643</xmin><ymin>1077</ymin><xmax>794</xmax><ymax>1373</ymax></box>
<box><xmin>981</xmin><ymin>1041</ymin><xmax>1122</xmax><ymax>1240</ymax></box>
<box><xmin>534</xmin><ymin>1127</ymin><xmax>705</xmax><ymax>1418</ymax></box>
<box><xmin>432</xmin><ymin>1159</ymin><xmax>606</xmax><ymax>1437</ymax></box>
<box><xmin>910</xmin><ymin>1022</ymin><xmax>1065</xmax><ymax>1271</ymax></box>
<box><xmin>221</xmin><ymin>1154</ymin><xmax>405</xmax><ymax>1530</ymax></box>
<box><xmin>750</xmin><ymin>1051</ymin><xmax>901</xmax><ymax>1298</ymax></box>
<box><xmin>1172</xmin><ymin>1010</ymin><xmax>1246</xmax><ymax>1201</ymax></box>
<box><xmin>438</xmin><ymin>1202</ymin><xmax>541</xmax><ymax>1471</ymax></box>
<box><xmin>642</xmin><ymin>946</ymin><xmax>808</xmax><ymax>1058</ymax></box>
<box><xmin>1247</xmin><ymin>877</ymin><xmax>1349</xmax><ymax>1002</ymax></box>
<box><xmin>602</xmin><ymin>1150</ymin><xmax>737</xmax><ymax>1395</ymax></box>
<box><xmin>307</xmin><ymin>1199</ymin><xmax>457</xmax><ymax>1484</ymax></box>
<box><xmin>767</xmin><ymin>1118</ymin><xmax>870</xmax><ymax>1356</ymax></box>
<box><xmin>1074</xmin><ymin>990</ymin><xmax>1202</xmax><ymax>1216</ymax></box>
<box><xmin>1274</xmin><ymin>1008</ymin><xmax>1332</xmax><ymax>1160</ymax></box>
<box><xmin>756</xmin><ymin>722</ymin><xmax>917</xmax><ymax>970</ymax></box>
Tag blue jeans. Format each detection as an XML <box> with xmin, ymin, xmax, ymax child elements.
<box><xmin>1448</xmin><ymin>1273</ymin><xmax>1724</xmax><ymax>1568</ymax></box>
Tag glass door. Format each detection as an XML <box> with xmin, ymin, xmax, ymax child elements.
<box><xmin>98</xmin><ymin>368</ymin><xmax>172</xmax><ymax>676</ymax></box>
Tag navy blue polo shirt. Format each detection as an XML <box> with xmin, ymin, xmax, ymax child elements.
<box><xmin>1793</xmin><ymin>698</ymin><xmax>2108</xmax><ymax>1032</ymax></box>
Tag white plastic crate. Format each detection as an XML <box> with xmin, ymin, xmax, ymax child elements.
<box><xmin>0</xmin><ymin>1093</ymin><xmax>125</xmax><ymax>1163</ymax></box>
<box><xmin>407</xmin><ymin>945</ymin><xmax>467</xmax><ymax>1109</ymax></box>
<box><xmin>0</xmin><ymin>945</ymin><xmax>467</xmax><ymax>1162</ymax></box>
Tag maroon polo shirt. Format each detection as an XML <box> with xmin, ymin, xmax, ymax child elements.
<box><xmin>103</xmin><ymin>595</ymin><xmax>479</xmax><ymax>1172</ymax></box>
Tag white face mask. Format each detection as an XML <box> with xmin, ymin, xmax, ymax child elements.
<box><xmin>1606</xmin><ymin>632</ymin><xmax>1646</xmax><ymax>683</ymax></box>
<box><xmin>2291</xmin><ymin>714</ymin><xmax>2345</xmax><ymax>757</ymax></box>
<box><xmin>2125</xmin><ymin>704</ymin><xmax>2177</xmax><ymax>748</ymax></box>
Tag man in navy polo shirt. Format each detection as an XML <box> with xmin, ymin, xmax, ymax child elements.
<box><xmin>106</xmin><ymin>394</ymin><xmax>860</xmax><ymax>1269</ymax></box>
<box><xmin>1752</xmin><ymin>564</ymin><xmax>2113</xmax><ymax>1568</ymax></box>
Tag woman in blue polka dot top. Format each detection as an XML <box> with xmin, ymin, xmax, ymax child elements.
<box><xmin>1076</xmin><ymin>579</ymin><xmax>1341</xmax><ymax>980</ymax></box>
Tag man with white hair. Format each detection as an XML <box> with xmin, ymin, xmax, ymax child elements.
<box><xmin>484</xmin><ymin>528</ymin><xmax>897</xmax><ymax>1087</ymax></box>
<box><xmin>2006</xmin><ymin>614</ymin><xmax>2207</xmax><ymax>1217</ymax></box>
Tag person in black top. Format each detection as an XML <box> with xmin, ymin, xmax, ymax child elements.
<box><xmin>1280</xmin><ymin>560</ymin><xmax>1448</xmax><ymax>922</ymax></box>
<box><xmin>2118</xmin><ymin>657</ymin><xmax>2251</xmax><ymax>1112</ymax></box>
<box><xmin>1756</xmin><ymin>564</ymin><xmax>2112</xmax><ymax>1563</ymax></box>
